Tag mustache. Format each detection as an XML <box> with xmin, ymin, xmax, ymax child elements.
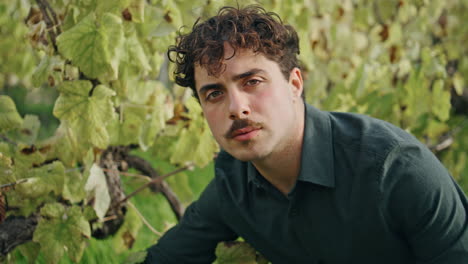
<box><xmin>224</xmin><ymin>119</ymin><xmax>263</xmax><ymax>139</ymax></box>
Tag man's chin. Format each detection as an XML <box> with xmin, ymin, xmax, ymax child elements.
<box><xmin>227</xmin><ymin>148</ymin><xmax>267</xmax><ymax>162</ymax></box>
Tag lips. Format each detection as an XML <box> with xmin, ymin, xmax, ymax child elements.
<box><xmin>232</xmin><ymin>126</ymin><xmax>258</xmax><ymax>137</ymax></box>
<box><xmin>231</xmin><ymin>126</ymin><xmax>261</xmax><ymax>141</ymax></box>
<box><xmin>225</xmin><ymin>119</ymin><xmax>263</xmax><ymax>140</ymax></box>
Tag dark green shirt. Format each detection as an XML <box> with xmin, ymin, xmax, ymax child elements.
<box><xmin>145</xmin><ymin>104</ymin><xmax>468</xmax><ymax>263</ymax></box>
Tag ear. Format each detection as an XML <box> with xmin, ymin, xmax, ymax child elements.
<box><xmin>289</xmin><ymin>67</ymin><xmax>304</xmax><ymax>99</ymax></box>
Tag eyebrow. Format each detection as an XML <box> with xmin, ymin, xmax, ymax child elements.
<box><xmin>198</xmin><ymin>68</ymin><xmax>266</xmax><ymax>97</ymax></box>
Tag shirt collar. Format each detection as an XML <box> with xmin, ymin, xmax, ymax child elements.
<box><xmin>247</xmin><ymin>162</ymin><xmax>263</xmax><ymax>187</ymax></box>
<box><xmin>297</xmin><ymin>103</ymin><xmax>335</xmax><ymax>187</ymax></box>
<box><xmin>246</xmin><ymin>103</ymin><xmax>335</xmax><ymax>188</ymax></box>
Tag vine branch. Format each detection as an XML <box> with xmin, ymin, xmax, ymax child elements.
<box><xmin>35</xmin><ymin>0</ymin><xmax>60</xmax><ymax>51</ymax></box>
<box><xmin>121</xmin><ymin>156</ymin><xmax>193</xmax><ymax>220</ymax></box>
<box><xmin>0</xmin><ymin>215</ymin><xmax>38</xmax><ymax>256</ymax></box>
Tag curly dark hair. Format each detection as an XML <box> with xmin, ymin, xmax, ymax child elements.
<box><xmin>167</xmin><ymin>5</ymin><xmax>300</xmax><ymax>98</ymax></box>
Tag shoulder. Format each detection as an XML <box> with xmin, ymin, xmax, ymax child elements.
<box><xmin>327</xmin><ymin>110</ymin><xmax>421</xmax><ymax>161</ymax></box>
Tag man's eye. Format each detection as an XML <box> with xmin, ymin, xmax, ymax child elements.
<box><xmin>245</xmin><ymin>79</ymin><xmax>261</xmax><ymax>86</ymax></box>
<box><xmin>206</xmin><ymin>90</ymin><xmax>223</xmax><ymax>100</ymax></box>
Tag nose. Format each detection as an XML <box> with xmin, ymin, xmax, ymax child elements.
<box><xmin>228</xmin><ymin>90</ymin><xmax>250</xmax><ymax>120</ymax></box>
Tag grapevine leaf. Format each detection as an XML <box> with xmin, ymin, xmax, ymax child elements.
<box><xmin>84</xmin><ymin>163</ymin><xmax>111</xmax><ymax>220</ymax></box>
<box><xmin>170</xmin><ymin>129</ymin><xmax>197</xmax><ymax>165</ymax></box>
<box><xmin>40</xmin><ymin>122</ymin><xmax>86</xmax><ymax>166</ymax></box>
<box><xmin>150</xmin><ymin>20</ymin><xmax>178</xmax><ymax>37</ymax></box>
<box><xmin>163</xmin><ymin>1</ymin><xmax>184</xmax><ymax>29</ymax></box>
<box><xmin>349</xmin><ymin>63</ymin><xmax>367</xmax><ymax>98</ymax></box>
<box><xmin>453</xmin><ymin>72</ymin><xmax>465</xmax><ymax>96</ymax></box>
<box><xmin>192</xmin><ymin>124</ymin><xmax>218</xmax><ymax>167</ymax></box>
<box><xmin>96</xmin><ymin>0</ymin><xmax>131</xmax><ymax>16</ymax></box>
<box><xmin>40</xmin><ymin>202</ymin><xmax>65</xmax><ymax>218</ymax></box>
<box><xmin>13</xmin><ymin>143</ymin><xmax>46</xmax><ymax>172</ymax></box>
<box><xmin>32</xmin><ymin>55</ymin><xmax>64</xmax><ymax>87</ymax></box>
<box><xmin>63</xmin><ymin>170</ymin><xmax>87</xmax><ymax>203</ymax></box>
<box><xmin>9</xmin><ymin>114</ymin><xmax>41</xmax><ymax>145</ymax></box>
<box><xmin>33</xmin><ymin>205</ymin><xmax>91</xmax><ymax>264</ymax></box>
<box><xmin>170</xmin><ymin>98</ymin><xmax>218</xmax><ymax>167</ymax></box>
<box><xmin>427</xmin><ymin>119</ymin><xmax>449</xmax><ymax>140</ymax></box>
<box><xmin>108</xmin><ymin>104</ymin><xmax>146</xmax><ymax>146</ymax></box>
<box><xmin>56</xmin><ymin>13</ymin><xmax>110</xmax><ymax>79</ymax></box>
<box><xmin>100</xmin><ymin>13</ymin><xmax>125</xmax><ymax>81</ymax></box>
<box><xmin>64</xmin><ymin>207</ymin><xmax>92</xmax><ymax>262</ymax></box>
<box><xmin>128</xmin><ymin>0</ymin><xmax>145</xmax><ymax>23</ymax></box>
<box><xmin>138</xmin><ymin>82</ymin><xmax>172</xmax><ymax>150</ymax></box>
<box><xmin>432</xmin><ymin>79</ymin><xmax>451</xmax><ymax>122</ymax></box>
<box><xmin>16</xmin><ymin>161</ymin><xmax>65</xmax><ymax>199</ymax></box>
<box><xmin>151</xmin><ymin>134</ymin><xmax>179</xmax><ymax>161</ymax></box>
<box><xmin>126</xmin><ymin>32</ymin><xmax>151</xmax><ymax>73</ymax></box>
<box><xmin>112</xmin><ymin>203</ymin><xmax>142</xmax><ymax>252</ymax></box>
<box><xmin>0</xmin><ymin>151</ymin><xmax>14</xmax><ymax>185</ymax></box>
<box><xmin>402</xmin><ymin>70</ymin><xmax>431</xmax><ymax>124</ymax></box>
<box><xmin>214</xmin><ymin>241</ymin><xmax>257</xmax><ymax>264</ymax></box>
<box><xmin>0</xmin><ymin>95</ymin><xmax>23</xmax><ymax>133</ymax></box>
<box><xmin>170</xmin><ymin>121</ymin><xmax>218</xmax><ymax>168</ymax></box>
<box><xmin>83</xmin><ymin>205</ymin><xmax>98</xmax><ymax>222</ymax></box>
<box><xmin>166</xmin><ymin>172</ymin><xmax>193</xmax><ymax>205</ymax></box>
<box><xmin>127</xmin><ymin>80</ymin><xmax>162</xmax><ymax>104</ymax></box>
<box><xmin>53</xmin><ymin>80</ymin><xmax>116</xmax><ymax>149</ymax></box>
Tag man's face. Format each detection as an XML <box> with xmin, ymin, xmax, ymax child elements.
<box><xmin>194</xmin><ymin>44</ymin><xmax>304</xmax><ymax>162</ymax></box>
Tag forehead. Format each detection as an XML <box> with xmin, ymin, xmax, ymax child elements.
<box><xmin>194</xmin><ymin>49</ymin><xmax>270</xmax><ymax>85</ymax></box>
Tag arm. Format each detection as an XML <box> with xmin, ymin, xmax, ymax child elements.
<box><xmin>382</xmin><ymin>143</ymin><xmax>468</xmax><ymax>263</ymax></box>
<box><xmin>144</xmin><ymin>180</ymin><xmax>238</xmax><ymax>264</ymax></box>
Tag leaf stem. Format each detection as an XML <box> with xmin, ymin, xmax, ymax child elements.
<box><xmin>0</xmin><ymin>134</ymin><xmax>17</xmax><ymax>146</ymax></box>
<box><xmin>128</xmin><ymin>201</ymin><xmax>162</xmax><ymax>237</ymax></box>
<box><xmin>0</xmin><ymin>179</ymin><xmax>28</xmax><ymax>192</ymax></box>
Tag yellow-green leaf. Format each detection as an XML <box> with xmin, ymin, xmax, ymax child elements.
<box><xmin>12</xmin><ymin>114</ymin><xmax>41</xmax><ymax>145</ymax></box>
<box><xmin>100</xmin><ymin>13</ymin><xmax>125</xmax><ymax>81</ymax></box>
<box><xmin>40</xmin><ymin>202</ymin><xmax>65</xmax><ymax>218</ymax></box>
<box><xmin>453</xmin><ymin>72</ymin><xmax>465</xmax><ymax>96</ymax></box>
<box><xmin>33</xmin><ymin>205</ymin><xmax>90</xmax><ymax>264</ymax></box>
<box><xmin>53</xmin><ymin>80</ymin><xmax>116</xmax><ymax>149</ymax></box>
<box><xmin>32</xmin><ymin>55</ymin><xmax>64</xmax><ymax>87</ymax></box>
<box><xmin>0</xmin><ymin>95</ymin><xmax>23</xmax><ymax>133</ymax></box>
<box><xmin>57</xmin><ymin>13</ymin><xmax>110</xmax><ymax>79</ymax></box>
<box><xmin>128</xmin><ymin>0</ymin><xmax>145</xmax><ymax>23</ymax></box>
<box><xmin>63</xmin><ymin>170</ymin><xmax>87</xmax><ymax>203</ymax></box>
<box><xmin>16</xmin><ymin>161</ymin><xmax>65</xmax><ymax>198</ymax></box>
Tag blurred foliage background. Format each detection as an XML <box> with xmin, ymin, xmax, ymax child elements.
<box><xmin>0</xmin><ymin>0</ymin><xmax>467</xmax><ymax>263</ymax></box>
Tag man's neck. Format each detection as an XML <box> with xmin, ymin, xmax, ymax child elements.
<box><xmin>252</xmin><ymin>102</ymin><xmax>305</xmax><ymax>195</ymax></box>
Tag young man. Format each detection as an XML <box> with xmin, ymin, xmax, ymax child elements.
<box><xmin>144</xmin><ymin>6</ymin><xmax>468</xmax><ymax>263</ymax></box>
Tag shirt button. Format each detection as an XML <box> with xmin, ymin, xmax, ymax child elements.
<box><xmin>290</xmin><ymin>208</ymin><xmax>298</xmax><ymax>217</ymax></box>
